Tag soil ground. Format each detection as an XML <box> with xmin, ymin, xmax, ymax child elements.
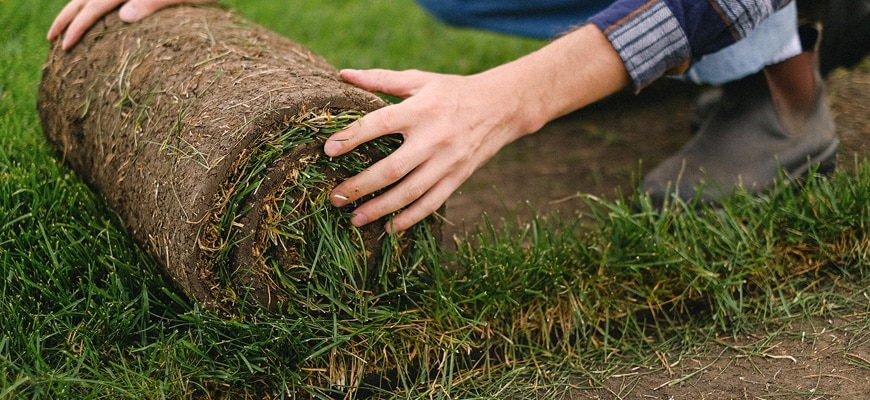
<box><xmin>443</xmin><ymin>62</ymin><xmax>870</xmax><ymax>398</ymax></box>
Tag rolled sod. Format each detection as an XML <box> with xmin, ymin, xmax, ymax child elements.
<box><xmin>38</xmin><ymin>5</ymin><xmax>425</xmax><ymax>312</ymax></box>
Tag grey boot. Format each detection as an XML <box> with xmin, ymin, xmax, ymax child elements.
<box><xmin>642</xmin><ymin>70</ymin><xmax>838</xmax><ymax>207</ymax></box>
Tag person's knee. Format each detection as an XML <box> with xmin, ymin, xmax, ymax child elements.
<box><xmin>413</xmin><ymin>0</ymin><xmax>608</xmax><ymax>38</ymax></box>
<box><xmin>412</xmin><ymin>0</ymin><xmax>553</xmax><ymax>37</ymax></box>
<box><xmin>414</xmin><ymin>0</ymin><xmax>470</xmax><ymax>27</ymax></box>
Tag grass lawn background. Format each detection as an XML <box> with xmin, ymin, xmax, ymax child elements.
<box><xmin>2</xmin><ymin>0</ymin><xmax>870</xmax><ymax>398</ymax></box>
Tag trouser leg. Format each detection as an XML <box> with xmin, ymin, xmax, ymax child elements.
<box><xmin>414</xmin><ymin>0</ymin><xmax>611</xmax><ymax>39</ymax></box>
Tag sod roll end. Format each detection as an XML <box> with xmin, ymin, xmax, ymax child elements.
<box><xmin>38</xmin><ymin>5</ymin><xmax>434</xmax><ymax>313</ymax></box>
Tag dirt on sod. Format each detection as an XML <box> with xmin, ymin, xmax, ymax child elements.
<box><xmin>37</xmin><ymin>5</ymin><xmax>413</xmax><ymax>312</ymax></box>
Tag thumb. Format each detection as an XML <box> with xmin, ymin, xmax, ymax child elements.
<box><xmin>340</xmin><ymin>69</ymin><xmax>434</xmax><ymax>99</ymax></box>
<box><xmin>120</xmin><ymin>0</ymin><xmax>217</xmax><ymax>22</ymax></box>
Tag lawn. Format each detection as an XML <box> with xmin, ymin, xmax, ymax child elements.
<box><xmin>2</xmin><ymin>0</ymin><xmax>869</xmax><ymax>398</ymax></box>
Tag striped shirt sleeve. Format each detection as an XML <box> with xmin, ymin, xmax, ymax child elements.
<box><xmin>588</xmin><ymin>0</ymin><xmax>792</xmax><ymax>89</ymax></box>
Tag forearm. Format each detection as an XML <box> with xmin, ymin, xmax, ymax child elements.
<box><xmin>477</xmin><ymin>24</ymin><xmax>630</xmax><ymax>136</ymax></box>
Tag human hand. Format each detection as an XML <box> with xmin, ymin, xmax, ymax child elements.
<box><xmin>324</xmin><ymin>68</ymin><xmax>542</xmax><ymax>233</ymax></box>
<box><xmin>48</xmin><ymin>0</ymin><xmax>217</xmax><ymax>50</ymax></box>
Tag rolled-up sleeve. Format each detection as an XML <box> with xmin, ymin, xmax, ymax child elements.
<box><xmin>588</xmin><ymin>0</ymin><xmax>792</xmax><ymax>89</ymax></box>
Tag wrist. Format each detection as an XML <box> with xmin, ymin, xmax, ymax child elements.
<box><xmin>485</xmin><ymin>24</ymin><xmax>629</xmax><ymax>133</ymax></box>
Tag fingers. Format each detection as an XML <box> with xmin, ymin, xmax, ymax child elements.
<box><xmin>340</xmin><ymin>68</ymin><xmax>430</xmax><ymax>99</ymax></box>
<box><xmin>47</xmin><ymin>1</ymin><xmax>80</xmax><ymax>41</ymax></box>
<box><xmin>324</xmin><ymin>104</ymin><xmax>403</xmax><ymax>158</ymax></box>
<box><xmin>49</xmin><ymin>0</ymin><xmax>125</xmax><ymax>49</ymax></box>
<box><xmin>330</xmin><ymin>138</ymin><xmax>428</xmax><ymax>204</ymax></box>
<box><xmin>323</xmin><ymin>105</ymin><xmax>444</xmax><ymax>232</ymax></box>
<box><xmin>325</xmin><ymin>69</ymin><xmax>440</xmax><ymax>158</ymax></box>
<box><xmin>48</xmin><ymin>0</ymin><xmax>215</xmax><ymax>50</ymax></box>
<box><xmin>326</xmin><ymin>119</ymin><xmax>472</xmax><ymax>232</ymax></box>
<box><xmin>333</xmin><ymin>145</ymin><xmax>460</xmax><ymax>232</ymax></box>
<box><xmin>354</xmin><ymin>164</ymin><xmax>461</xmax><ymax>233</ymax></box>
<box><xmin>325</xmin><ymin>69</ymin><xmax>466</xmax><ymax>232</ymax></box>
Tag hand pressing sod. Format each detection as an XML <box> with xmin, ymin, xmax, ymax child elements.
<box><xmin>324</xmin><ymin>68</ymin><xmax>540</xmax><ymax>233</ymax></box>
<box><xmin>323</xmin><ymin>25</ymin><xmax>628</xmax><ymax>232</ymax></box>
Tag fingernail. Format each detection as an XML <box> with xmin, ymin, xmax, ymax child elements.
<box><xmin>324</xmin><ymin>140</ymin><xmax>341</xmax><ymax>157</ymax></box>
<box><xmin>119</xmin><ymin>4</ymin><xmax>140</xmax><ymax>21</ymax></box>
<box><xmin>351</xmin><ymin>212</ymin><xmax>368</xmax><ymax>227</ymax></box>
<box><xmin>331</xmin><ymin>193</ymin><xmax>348</xmax><ymax>206</ymax></box>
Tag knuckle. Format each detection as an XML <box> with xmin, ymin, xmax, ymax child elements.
<box><xmin>382</xmin><ymin>157</ymin><xmax>411</xmax><ymax>182</ymax></box>
<box><xmin>372</xmin><ymin>107</ymin><xmax>396</xmax><ymax>133</ymax></box>
<box><xmin>402</xmin><ymin>181</ymin><xmax>428</xmax><ymax>203</ymax></box>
